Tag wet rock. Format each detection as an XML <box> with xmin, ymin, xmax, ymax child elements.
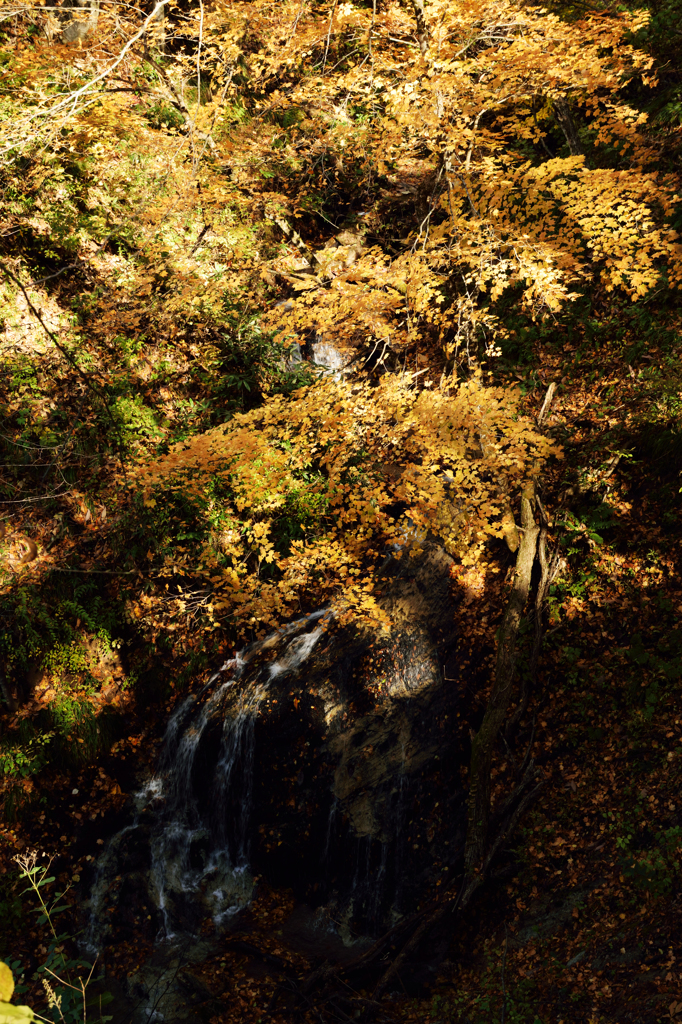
<box><xmin>279</xmin><ymin>904</ymin><xmax>372</xmax><ymax>962</ymax></box>
<box><xmin>122</xmin><ymin>939</ymin><xmax>218</xmax><ymax>1024</ymax></box>
<box><xmin>86</xmin><ymin>542</ymin><xmax>467</xmax><ymax>949</ymax></box>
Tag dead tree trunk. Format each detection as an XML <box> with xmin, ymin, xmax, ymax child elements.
<box><xmin>464</xmin><ymin>483</ymin><xmax>540</xmax><ymax>874</ymax></box>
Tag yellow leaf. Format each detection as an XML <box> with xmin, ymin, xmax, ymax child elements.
<box><xmin>0</xmin><ymin>1007</ymin><xmax>34</xmax><ymax>1024</ymax></box>
<box><xmin>0</xmin><ymin>964</ymin><xmax>13</xmax><ymax>1004</ymax></box>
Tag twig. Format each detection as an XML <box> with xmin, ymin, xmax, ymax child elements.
<box><xmin>286</xmin><ymin>0</ymin><xmax>307</xmax><ymax>44</ymax></box>
<box><xmin>192</xmin><ymin>0</ymin><xmax>205</xmax><ymax>173</ymax></box>
<box><xmin>143</xmin><ymin>944</ymin><xmax>188</xmax><ymax>1024</ymax></box>
<box><xmin>411</xmin><ymin>162</ymin><xmax>445</xmax><ymax>253</ymax></box>
<box><xmin>190</xmin><ymin>222</ymin><xmax>211</xmax><ymax>254</ymax></box>
<box><xmin>532</xmin><ymin>95</ymin><xmax>554</xmax><ymax>159</ymax></box>
<box><xmin>465</xmin><ymin>107</ymin><xmax>488</xmax><ymax>173</ymax></box>
<box><xmin>369</xmin><ymin>0</ymin><xmax>377</xmax><ymax>72</ymax></box>
<box><xmin>1</xmin><ymin>0</ymin><xmax>171</xmax><ymax>156</ymax></box>
<box><xmin>322</xmin><ymin>0</ymin><xmax>338</xmax><ymax>72</ymax></box>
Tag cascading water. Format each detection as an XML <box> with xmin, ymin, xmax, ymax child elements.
<box><xmin>84</xmin><ymin>543</ymin><xmax>467</xmax><ymax>966</ymax></box>
<box><xmin>318</xmin><ymin>766</ymin><xmax>414</xmax><ymax>935</ymax></box>
<box><xmin>85</xmin><ymin>610</ymin><xmax>330</xmax><ymax>953</ymax></box>
<box><xmin>78</xmin><ymin>537</ymin><xmax>469</xmax><ymax>1024</ymax></box>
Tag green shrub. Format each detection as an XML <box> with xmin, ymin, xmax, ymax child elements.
<box><xmin>144</xmin><ymin>102</ymin><xmax>185</xmax><ymax>131</ymax></box>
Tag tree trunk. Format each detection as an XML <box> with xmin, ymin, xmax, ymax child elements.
<box><xmin>409</xmin><ymin>0</ymin><xmax>429</xmax><ymax>55</ymax></box>
<box><xmin>59</xmin><ymin>0</ymin><xmax>100</xmax><ymax>44</ymax></box>
<box><xmin>464</xmin><ymin>483</ymin><xmax>539</xmax><ymax>874</ymax></box>
<box><xmin>555</xmin><ymin>97</ymin><xmax>582</xmax><ymax>157</ymax></box>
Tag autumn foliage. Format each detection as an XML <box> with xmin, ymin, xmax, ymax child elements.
<box><xmin>2</xmin><ymin>0</ymin><xmax>680</xmax><ymax>372</ymax></box>
<box><xmin>138</xmin><ymin>373</ymin><xmax>560</xmax><ymax>626</ymax></box>
<box><xmin>2</xmin><ymin>1</ymin><xmax>682</xmax><ymax>1020</ymax></box>
<box><xmin>252</xmin><ymin>0</ymin><xmax>682</xmax><ymax>359</ymax></box>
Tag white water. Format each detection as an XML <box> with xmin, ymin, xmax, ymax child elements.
<box><xmin>85</xmin><ymin>610</ymin><xmax>331</xmax><ymax>952</ymax></box>
<box><xmin>310</xmin><ymin>337</ymin><xmax>350</xmax><ymax>377</ymax></box>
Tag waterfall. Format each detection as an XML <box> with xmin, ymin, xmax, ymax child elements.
<box><xmin>319</xmin><ymin>771</ymin><xmax>413</xmax><ymax>935</ymax></box>
<box><xmin>84</xmin><ymin>601</ymin><xmax>458</xmax><ymax>957</ymax></box>
<box><xmin>85</xmin><ymin>610</ymin><xmax>330</xmax><ymax>952</ymax></box>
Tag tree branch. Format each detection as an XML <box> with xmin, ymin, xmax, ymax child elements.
<box><xmin>0</xmin><ymin>261</ymin><xmax>127</xmax><ymax>471</ymax></box>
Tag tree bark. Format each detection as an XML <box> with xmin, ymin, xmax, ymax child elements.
<box><xmin>409</xmin><ymin>0</ymin><xmax>429</xmax><ymax>55</ymax></box>
<box><xmin>59</xmin><ymin>0</ymin><xmax>100</xmax><ymax>44</ymax></box>
<box><xmin>464</xmin><ymin>483</ymin><xmax>539</xmax><ymax>874</ymax></box>
<box><xmin>504</xmin><ymin>496</ymin><xmax>560</xmax><ymax>745</ymax></box>
<box><xmin>555</xmin><ymin>97</ymin><xmax>582</xmax><ymax>157</ymax></box>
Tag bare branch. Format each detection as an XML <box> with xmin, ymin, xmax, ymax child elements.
<box><xmin>0</xmin><ymin>0</ymin><xmax>171</xmax><ymax>158</ymax></box>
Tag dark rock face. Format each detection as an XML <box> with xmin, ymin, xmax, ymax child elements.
<box><xmin>250</xmin><ymin>621</ymin><xmax>465</xmax><ymax>935</ymax></box>
<box><xmin>86</xmin><ymin>543</ymin><xmax>468</xmax><ymax>949</ymax></box>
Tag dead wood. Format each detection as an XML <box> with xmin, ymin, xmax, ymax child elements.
<box><xmin>504</xmin><ymin>494</ymin><xmax>561</xmax><ymax>744</ymax></box>
<box><xmin>464</xmin><ymin>482</ymin><xmax>540</xmax><ymax>874</ymax></box>
<box><xmin>537</xmin><ymin>382</ymin><xmax>556</xmax><ymax>426</ymax></box>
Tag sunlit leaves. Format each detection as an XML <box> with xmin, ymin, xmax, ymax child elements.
<box><xmin>137</xmin><ymin>373</ymin><xmax>560</xmax><ymax>627</ymax></box>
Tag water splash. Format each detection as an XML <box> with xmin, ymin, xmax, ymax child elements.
<box><xmin>85</xmin><ymin>610</ymin><xmax>331</xmax><ymax>952</ymax></box>
<box><xmin>310</xmin><ymin>337</ymin><xmax>350</xmax><ymax>378</ymax></box>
